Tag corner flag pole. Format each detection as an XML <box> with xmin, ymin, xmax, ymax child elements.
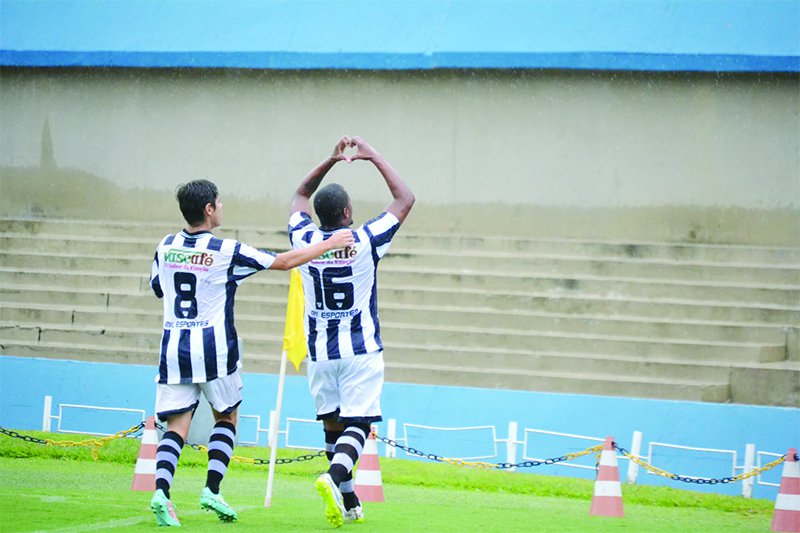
<box><xmin>265</xmin><ymin>269</ymin><xmax>307</xmax><ymax>508</ymax></box>
<box><xmin>264</xmin><ymin>348</ymin><xmax>288</xmax><ymax>508</ymax></box>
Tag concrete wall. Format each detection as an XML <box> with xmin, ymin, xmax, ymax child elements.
<box><xmin>1</xmin><ymin>68</ymin><xmax>798</xmax><ymax>244</ymax></box>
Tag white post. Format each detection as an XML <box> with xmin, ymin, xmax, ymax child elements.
<box><xmin>506</xmin><ymin>421</ymin><xmax>518</xmax><ymax>472</ymax></box>
<box><xmin>42</xmin><ymin>395</ymin><xmax>52</xmax><ymax>432</ymax></box>
<box><xmin>742</xmin><ymin>443</ymin><xmax>756</xmax><ymax>498</ymax></box>
<box><xmin>264</xmin><ymin>351</ymin><xmax>289</xmax><ymax>508</ymax></box>
<box><xmin>386</xmin><ymin>418</ymin><xmax>397</xmax><ymax>458</ymax></box>
<box><xmin>268</xmin><ymin>410</ymin><xmax>277</xmax><ymax>445</ymax></box>
<box><xmin>627</xmin><ymin>430</ymin><xmax>643</xmax><ymax>484</ymax></box>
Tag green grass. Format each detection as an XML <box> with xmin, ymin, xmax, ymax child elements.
<box><xmin>0</xmin><ymin>430</ymin><xmax>776</xmax><ymax>532</ymax></box>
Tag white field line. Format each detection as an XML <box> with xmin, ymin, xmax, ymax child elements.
<box><xmin>29</xmin><ymin>503</ymin><xmax>259</xmax><ymax>532</ymax></box>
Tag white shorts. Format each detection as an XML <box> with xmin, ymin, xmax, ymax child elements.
<box><xmin>307</xmin><ymin>351</ymin><xmax>384</xmax><ymax>423</ymax></box>
<box><xmin>155</xmin><ymin>371</ymin><xmax>243</xmax><ymax>422</ymax></box>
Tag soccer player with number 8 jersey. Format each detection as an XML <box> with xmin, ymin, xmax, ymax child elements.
<box><xmin>289</xmin><ymin>136</ymin><xmax>415</xmax><ymax>527</ymax></box>
<box><xmin>148</xmin><ymin>179</ymin><xmax>354</xmax><ymax>526</ymax></box>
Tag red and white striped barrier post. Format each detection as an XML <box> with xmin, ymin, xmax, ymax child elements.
<box><xmin>131</xmin><ymin>416</ymin><xmax>158</xmax><ymax>491</ymax></box>
<box><xmin>590</xmin><ymin>436</ymin><xmax>624</xmax><ymax>517</ymax></box>
<box><xmin>354</xmin><ymin>430</ymin><xmax>384</xmax><ymax>502</ymax></box>
<box><xmin>772</xmin><ymin>447</ymin><xmax>800</xmax><ymax>533</ymax></box>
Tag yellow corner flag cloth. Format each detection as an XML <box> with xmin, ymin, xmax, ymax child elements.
<box><xmin>283</xmin><ymin>269</ymin><xmax>308</xmax><ymax>371</ymax></box>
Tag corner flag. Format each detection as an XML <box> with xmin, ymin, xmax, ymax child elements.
<box><xmin>282</xmin><ymin>269</ymin><xmax>307</xmax><ymax>371</ymax></box>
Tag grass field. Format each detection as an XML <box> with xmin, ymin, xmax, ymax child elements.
<box><xmin>0</xmin><ymin>430</ymin><xmax>776</xmax><ymax>532</ymax></box>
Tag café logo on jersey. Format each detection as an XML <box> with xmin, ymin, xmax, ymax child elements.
<box><xmin>317</xmin><ymin>246</ymin><xmax>358</xmax><ymax>261</ymax></box>
<box><xmin>164</xmin><ymin>249</ymin><xmax>214</xmax><ymax>267</ymax></box>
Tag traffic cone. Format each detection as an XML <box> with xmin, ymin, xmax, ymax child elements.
<box><xmin>771</xmin><ymin>447</ymin><xmax>800</xmax><ymax>532</ymax></box>
<box><xmin>354</xmin><ymin>430</ymin><xmax>384</xmax><ymax>502</ymax></box>
<box><xmin>131</xmin><ymin>416</ymin><xmax>158</xmax><ymax>491</ymax></box>
<box><xmin>590</xmin><ymin>436</ymin><xmax>624</xmax><ymax>517</ymax></box>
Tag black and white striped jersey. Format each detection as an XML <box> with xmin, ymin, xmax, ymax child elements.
<box><xmin>288</xmin><ymin>210</ymin><xmax>400</xmax><ymax>362</ymax></box>
<box><xmin>150</xmin><ymin>230</ymin><xmax>275</xmax><ymax>384</ymax></box>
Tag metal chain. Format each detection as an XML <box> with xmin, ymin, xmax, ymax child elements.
<box><xmin>0</xmin><ymin>427</ymin><xmax>50</xmax><ymax>445</ymax></box>
<box><xmin>372</xmin><ymin>433</ymin><xmax>603</xmax><ymax>470</ymax></box>
<box><xmin>0</xmin><ymin>423</ymin><xmax>145</xmax><ymax>460</ymax></box>
<box><xmin>3</xmin><ymin>425</ymin><xmax>792</xmax><ymax>479</ymax></box>
<box><xmin>614</xmin><ymin>443</ymin><xmax>789</xmax><ymax>485</ymax></box>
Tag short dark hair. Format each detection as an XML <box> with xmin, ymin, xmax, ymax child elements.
<box><xmin>176</xmin><ymin>179</ymin><xmax>218</xmax><ymax>226</ymax></box>
<box><xmin>314</xmin><ymin>183</ymin><xmax>350</xmax><ymax>229</ymax></box>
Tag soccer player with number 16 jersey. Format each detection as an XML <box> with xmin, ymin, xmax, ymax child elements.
<box><xmin>148</xmin><ymin>179</ymin><xmax>353</xmax><ymax>527</ymax></box>
<box><xmin>289</xmin><ymin>136</ymin><xmax>414</xmax><ymax>527</ymax></box>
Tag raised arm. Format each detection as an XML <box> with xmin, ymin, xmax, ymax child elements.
<box><xmin>269</xmin><ymin>229</ymin><xmax>355</xmax><ymax>271</ymax></box>
<box><xmin>350</xmin><ymin>137</ymin><xmax>415</xmax><ymax>223</ymax></box>
<box><xmin>290</xmin><ymin>136</ymin><xmax>351</xmax><ymax>215</ymax></box>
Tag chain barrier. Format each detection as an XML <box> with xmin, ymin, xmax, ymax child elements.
<box><xmin>370</xmin><ymin>433</ymin><xmax>793</xmax><ymax>484</ymax></box>
<box><xmin>613</xmin><ymin>442</ymin><xmax>789</xmax><ymax>485</ymax></box>
<box><xmin>1</xmin><ymin>423</ymin><xmax>145</xmax><ymax>460</ymax></box>
<box><xmin>3</xmin><ymin>425</ymin><xmax>794</xmax><ymax>481</ymax></box>
<box><xmin>153</xmin><ymin>422</ymin><xmax>325</xmax><ymax>466</ymax></box>
<box><xmin>1</xmin><ymin>424</ymin><xmax>325</xmax><ymax>466</ymax></box>
<box><xmin>371</xmin><ymin>432</ymin><xmax>603</xmax><ymax>470</ymax></box>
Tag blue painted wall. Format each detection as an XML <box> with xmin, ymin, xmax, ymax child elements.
<box><xmin>1</xmin><ymin>356</ymin><xmax>797</xmax><ymax>499</ymax></box>
<box><xmin>1</xmin><ymin>0</ymin><xmax>798</xmax><ymax>71</ymax></box>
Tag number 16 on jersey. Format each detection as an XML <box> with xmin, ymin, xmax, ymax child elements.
<box><xmin>308</xmin><ymin>266</ymin><xmax>354</xmax><ymax>310</ymax></box>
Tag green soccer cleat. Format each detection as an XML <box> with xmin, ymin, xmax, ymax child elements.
<box><xmin>200</xmin><ymin>487</ymin><xmax>238</xmax><ymax>522</ymax></box>
<box><xmin>315</xmin><ymin>473</ymin><xmax>346</xmax><ymax>528</ymax></box>
<box><xmin>150</xmin><ymin>489</ymin><xmax>181</xmax><ymax>527</ymax></box>
<box><xmin>343</xmin><ymin>505</ymin><xmax>365</xmax><ymax>524</ymax></box>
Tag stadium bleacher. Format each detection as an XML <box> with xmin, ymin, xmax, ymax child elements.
<box><xmin>1</xmin><ymin>216</ymin><xmax>797</xmax><ymax>407</ymax></box>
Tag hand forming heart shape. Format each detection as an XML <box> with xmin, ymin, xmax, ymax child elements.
<box><xmin>340</xmin><ymin>143</ymin><xmax>358</xmax><ymax>163</ymax></box>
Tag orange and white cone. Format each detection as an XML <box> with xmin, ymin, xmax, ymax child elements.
<box><xmin>590</xmin><ymin>436</ymin><xmax>624</xmax><ymax>517</ymax></box>
<box><xmin>354</xmin><ymin>431</ymin><xmax>384</xmax><ymax>502</ymax></box>
<box><xmin>131</xmin><ymin>416</ymin><xmax>158</xmax><ymax>491</ymax></box>
<box><xmin>771</xmin><ymin>447</ymin><xmax>800</xmax><ymax>532</ymax></box>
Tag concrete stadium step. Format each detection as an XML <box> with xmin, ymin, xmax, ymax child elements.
<box><xmin>4</xmin><ymin>250</ymin><xmax>797</xmax><ymax>308</ymax></box>
<box><xmin>380</xmin><ymin>269</ymin><xmax>798</xmax><ymax>306</ymax></box>
<box><xmin>1</xmin><ymin>294</ymin><xmax>787</xmax><ymax>345</ymax></box>
<box><xmin>0</xmin><ymin>231</ymin><xmax>287</xmax><ymax>257</ymax></box>
<box><xmin>392</xmin><ymin>233</ymin><xmax>800</xmax><ymax>264</ymax></box>
<box><xmin>385</xmin><ymin>344</ymin><xmax>738</xmax><ymax>382</ymax></box>
<box><xmin>4</xmin><ymin>276</ymin><xmax>798</xmax><ymax>328</ymax></box>
<box><xmin>4</xmin><ymin>243</ymin><xmax>799</xmax><ymax>290</ymax></box>
<box><xmin>3</xmin><ymin>216</ymin><xmax>798</xmax><ymax>406</ymax></box>
<box><xmin>379</xmin><ymin>324</ymin><xmax>786</xmax><ymax>363</ymax></box>
<box><xmin>0</xmin><ymin>234</ymin><xmax>155</xmax><ymax>256</ymax></box>
<box><xmin>4</xmin><ymin>232</ymin><xmax>799</xmax><ymax>289</ymax></box>
<box><xmin>0</xmin><ymin>251</ymin><xmax>153</xmax><ymax>274</ymax></box>
<box><xmin>374</xmin><ymin>285</ymin><xmax>800</xmax><ymax>325</ymax></box>
<box><xmin>383</xmin><ymin>362</ymin><xmax>731</xmax><ymax>403</ymax></box>
<box><xmin>379</xmin><ymin>251</ymin><xmax>800</xmax><ymax>285</ymax></box>
<box><xmin>1</xmin><ymin>218</ymin><xmax>181</xmax><ymax>239</ymax></box>
<box><xmin>0</xmin><ymin>303</ymin><xmax>164</xmax><ymax>330</ymax></box>
<box><xmin>4</xmin><ymin>216</ymin><xmax>799</xmax><ymax>264</ymax></box>
<box><xmin>378</xmin><ymin>304</ymin><xmax>789</xmax><ymax>344</ymax></box>
<box><xmin>0</xmin><ymin>340</ymin><xmax>158</xmax><ymax>367</ymax></box>
<box><xmin>0</xmin><ymin>268</ymin><xmax>148</xmax><ymax>292</ymax></box>
<box><xmin>0</xmin><ymin>300</ymin><xmax>787</xmax><ymax>358</ymax></box>
<box><xmin>0</xmin><ymin>318</ymin><xmax>784</xmax><ymax>365</ymax></box>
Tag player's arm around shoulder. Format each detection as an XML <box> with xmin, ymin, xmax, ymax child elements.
<box><xmin>270</xmin><ymin>230</ymin><xmax>355</xmax><ymax>271</ymax></box>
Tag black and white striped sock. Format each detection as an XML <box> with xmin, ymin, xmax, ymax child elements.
<box><xmin>325</xmin><ymin>429</ymin><xmax>360</xmax><ymax>509</ymax></box>
<box><xmin>205</xmin><ymin>421</ymin><xmax>236</xmax><ymax>494</ymax></box>
<box><xmin>328</xmin><ymin>424</ymin><xmax>368</xmax><ymax>487</ymax></box>
<box><xmin>155</xmin><ymin>431</ymin><xmax>184</xmax><ymax>499</ymax></box>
